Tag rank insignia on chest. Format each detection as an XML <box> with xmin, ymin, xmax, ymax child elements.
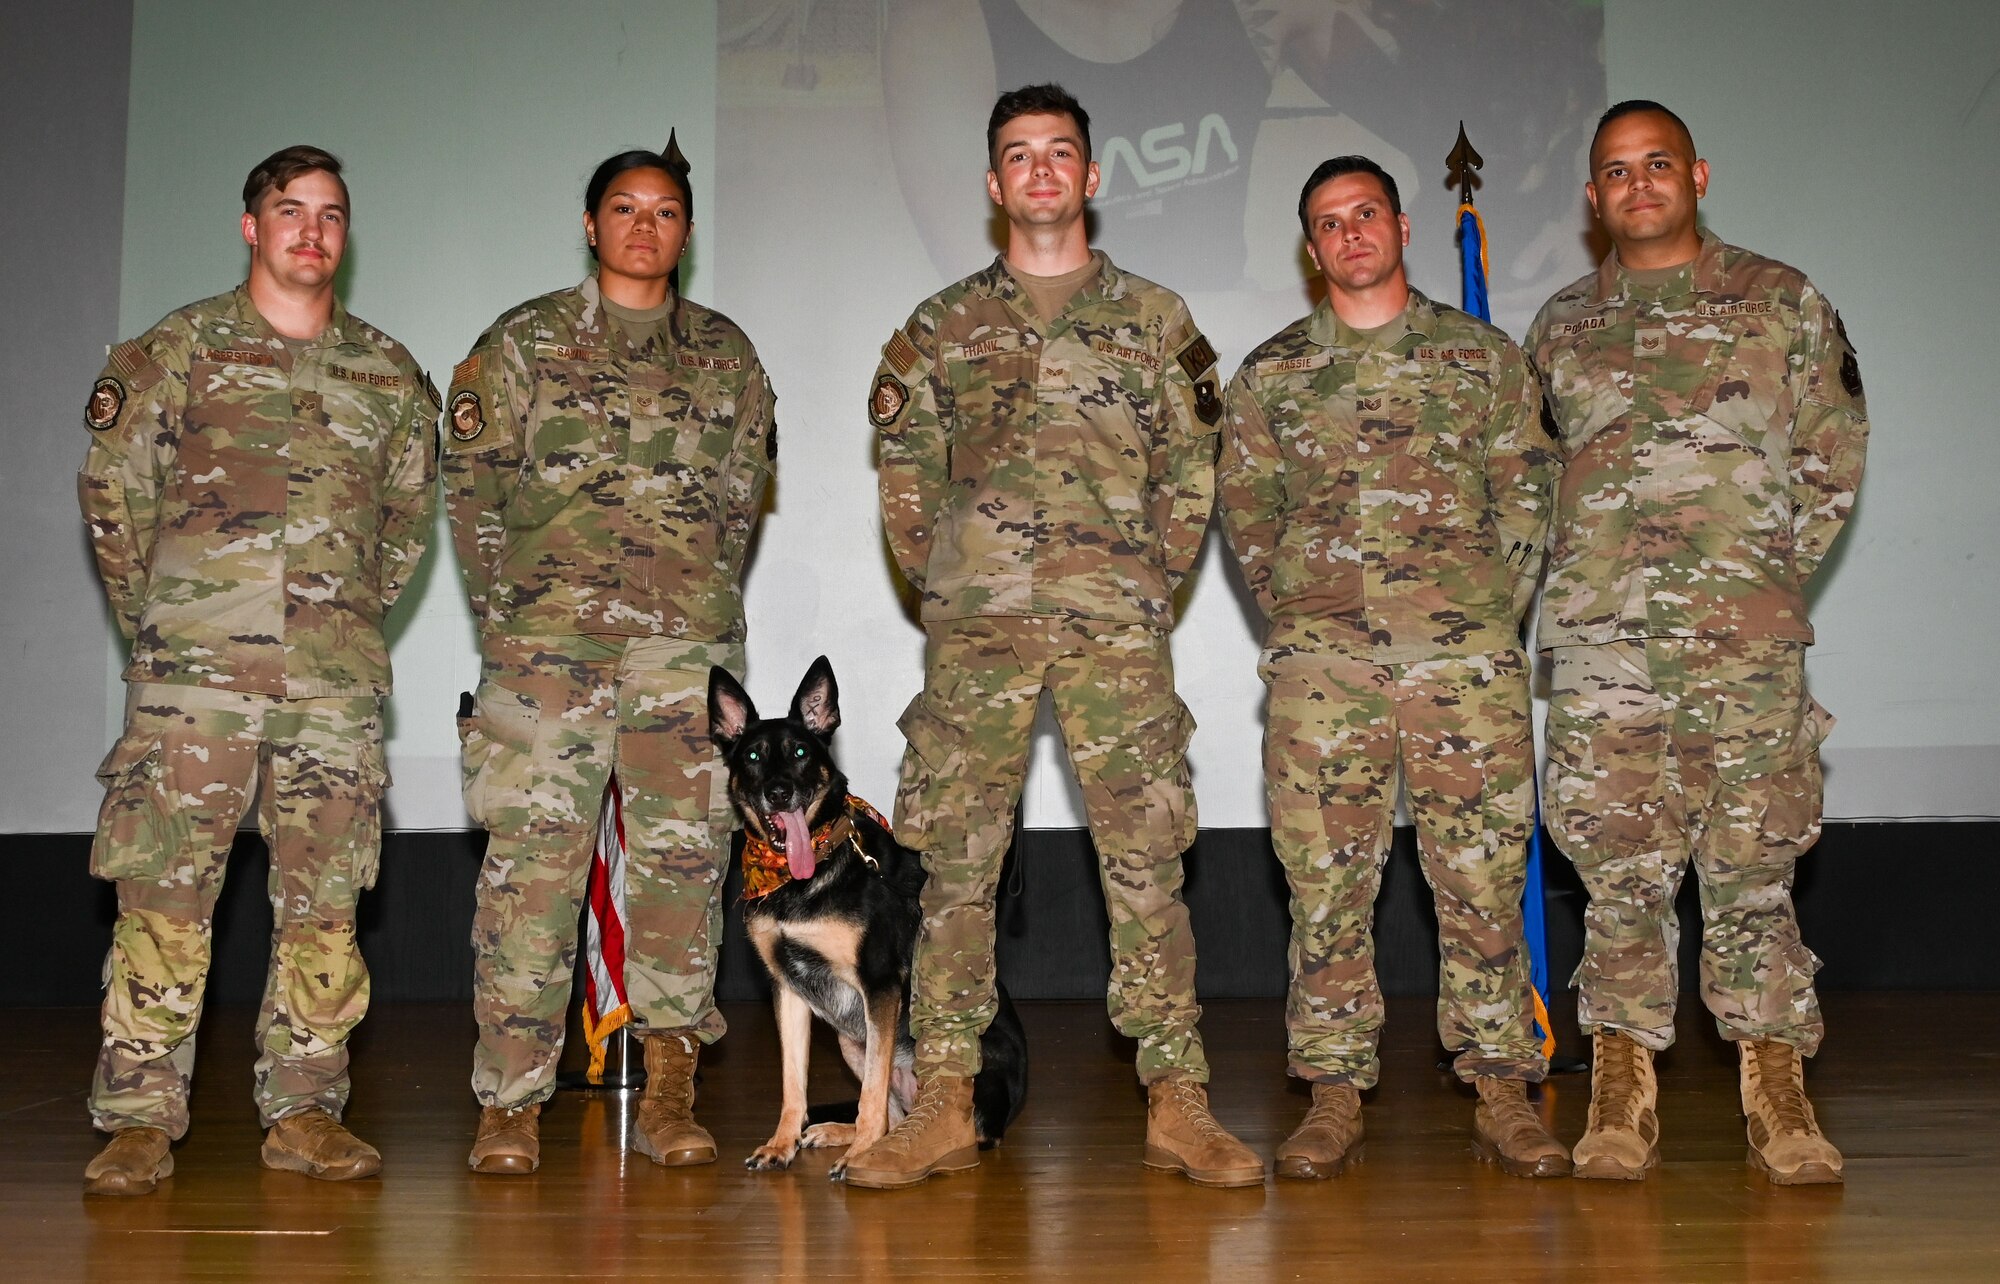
<box><xmin>85</xmin><ymin>376</ymin><xmax>125</xmax><ymax>431</ymax></box>
<box><xmin>449</xmin><ymin>390</ymin><xmax>486</xmax><ymax>441</ymax></box>
<box><xmin>870</xmin><ymin>372</ymin><xmax>910</xmax><ymax>427</ymax></box>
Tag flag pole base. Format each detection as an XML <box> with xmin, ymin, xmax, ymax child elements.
<box><xmin>556</xmin><ymin>1026</ymin><xmax>647</xmax><ymax>1093</ymax></box>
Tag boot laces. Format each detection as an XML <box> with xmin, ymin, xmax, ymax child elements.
<box><xmin>1173</xmin><ymin>1079</ymin><xmax>1231</xmax><ymax>1141</ymax></box>
<box><xmin>1752</xmin><ymin>1043</ymin><xmax>1814</xmax><ymax>1135</ymax></box>
<box><xmin>1302</xmin><ymin>1084</ymin><xmax>1359</xmax><ymax>1132</ymax></box>
<box><xmin>1593</xmin><ymin>1037</ymin><xmax>1643</xmax><ymax>1124</ymax></box>
<box><xmin>902</xmin><ymin>1079</ymin><xmax>957</xmax><ymax>1131</ymax></box>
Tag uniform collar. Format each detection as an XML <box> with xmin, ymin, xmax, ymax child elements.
<box><xmin>1306</xmin><ymin>287</ymin><xmax>1438</xmax><ymax>350</ymax></box>
<box><xmin>229</xmin><ymin>282</ymin><xmax>360</xmax><ymax>349</ymax></box>
<box><xmin>1587</xmin><ymin>228</ymin><xmax>1726</xmax><ymax>307</ymax></box>
<box><xmin>579</xmin><ymin>272</ymin><xmax>677</xmax><ymax>332</ymax></box>
<box><xmin>978</xmin><ymin>249</ymin><xmax>1119</xmax><ymax>314</ymax></box>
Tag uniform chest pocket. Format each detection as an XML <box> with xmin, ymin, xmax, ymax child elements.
<box><xmin>316</xmin><ymin>367</ymin><xmax>403</xmax><ymax>461</ymax></box>
<box><xmin>1687</xmin><ymin>312</ymin><xmax>1790</xmax><ymax>456</ymax></box>
<box><xmin>526</xmin><ymin>355</ymin><xmax>615</xmax><ymax>472</ymax></box>
<box><xmin>1543</xmin><ymin>339</ymin><xmax>1629</xmax><ymax>455</ymax></box>
<box><xmin>632</xmin><ymin>369</ymin><xmax>738</xmax><ymax>473</ymax></box>
<box><xmin>941</xmin><ymin>332</ymin><xmax>1035</xmax><ymax>403</ymax></box>
<box><xmin>176</xmin><ymin>356</ymin><xmax>290</xmax><ymax>501</ymax></box>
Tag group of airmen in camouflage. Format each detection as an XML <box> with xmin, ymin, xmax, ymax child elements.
<box><xmin>76</xmin><ymin>85</ymin><xmax>1867</xmax><ymax>1196</ymax></box>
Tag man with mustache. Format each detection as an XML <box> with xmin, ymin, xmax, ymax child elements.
<box><xmin>78</xmin><ymin>145</ymin><xmax>438</xmax><ymax>1194</ymax></box>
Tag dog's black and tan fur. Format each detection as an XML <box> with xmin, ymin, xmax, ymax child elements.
<box><xmin>708</xmin><ymin>658</ymin><xmax>1027</xmax><ymax>1177</ymax></box>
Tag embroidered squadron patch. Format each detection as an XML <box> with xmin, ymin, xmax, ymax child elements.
<box><xmin>449</xmin><ymin>389</ymin><xmax>486</xmax><ymax>441</ymax></box>
<box><xmin>85</xmin><ymin>376</ymin><xmax>125</xmax><ymax>431</ymax></box>
<box><xmin>870</xmin><ymin>372</ymin><xmax>910</xmax><ymax>427</ymax></box>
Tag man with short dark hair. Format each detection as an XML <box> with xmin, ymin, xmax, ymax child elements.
<box><xmin>851</xmin><ymin>83</ymin><xmax>1258</xmax><ymax>1189</ymax></box>
<box><xmin>1220</xmin><ymin>155</ymin><xmax>1566</xmax><ymax>1179</ymax></box>
<box><xmin>77</xmin><ymin>145</ymin><xmax>437</xmax><ymax>1194</ymax></box>
<box><xmin>1527</xmin><ymin>101</ymin><xmax>1868</xmax><ymax>1184</ymax></box>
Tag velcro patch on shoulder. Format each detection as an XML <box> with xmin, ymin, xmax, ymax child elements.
<box><xmin>451</xmin><ymin>354</ymin><xmax>481</xmax><ymax>387</ymax></box>
<box><xmin>85</xmin><ymin>376</ymin><xmax>126</xmax><ymax>431</ymax></box>
<box><xmin>108</xmin><ymin>340</ymin><xmax>149</xmax><ymax>377</ymax></box>
<box><xmin>422</xmin><ymin>372</ymin><xmax>442</xmax><ymax>410</ymax></box>
<box><xmin>678</xmin><ymin>353</ymin><xmax>744</xmax><ymax>372</ymax></box>
<box><xmin>196</xmin><ymin>345</ymin><xmax>278</xmax><ymax>367</ymax></box>
<box><xmin>1176</xmin><ymin>332</ymin><xmax>1218</xmax><ymax>380</ymax></box>
<box><xmin>884</xmin><ymin>328</ymin><xmax>922</xmax><ymax>378</ymax></box>
<box><xmin>449</xmin><ymin>390</ymin><xmax>486</xmax><ymax>442</ymax></box>
<box><xmin>870</xmin><ymin>372</ymin><xmax>910</xmax><ymax>427</ymax></box>
<box><xmin>328</xmin><ymin>364</ymin><xmax>403</xmax><ymax>390</ymax></box>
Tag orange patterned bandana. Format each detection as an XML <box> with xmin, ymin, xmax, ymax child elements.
<box><xmin>741</xmin><ymin>795</ymin><xmax>891</xmax><ymax>902</ymax></box>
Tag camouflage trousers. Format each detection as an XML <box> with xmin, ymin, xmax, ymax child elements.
<box><xmin>1545</xmin><ymin>637</ymin><xmax>1829</xmax><ymax>1054</ymax></box>
<box><xmin>894</xmin><ymin>616</ymin><xmax>1205</xmax><ymax>1084</ymax></box>
<box><xmin>1261</xmin><ymin>649</ymin><xmax>1545</xmax><ymax>1089</ymax></box>
<box><xmin>88</xmin><ymin>683</ymin><xmax>386</xmax><ymax>1138</ymax></box>
<box><xmin>463</xmin><ymin>634</ymin><xmax>741</xmax><ymax>1108</ymax></box>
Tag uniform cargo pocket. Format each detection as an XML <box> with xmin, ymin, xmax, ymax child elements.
<box><xmin>1102</xmin><ymin>697</ymin><xmax>1197</xmax><ymax>852</ymax></box>
<box><xmin>1713</xmin><ymin>700</ymin><xmax>1823</xmax><ymax>785</ymax></box>
<box><xmin>89</xmin><ymin>733</ymin><xmax>178</xmax><ymax>881</ymax></box>
<box><xmin>892</xmin><ymin>695</ymin><xmax>967</xmax><ymax>854</ymax></box>
<box><xmin>459</xmin><ymin>683</ymin><xmax>542</xmax><ymax>829</ymax></box>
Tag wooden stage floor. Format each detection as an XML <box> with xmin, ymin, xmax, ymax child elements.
<box><xmin>3</xmin><ymin>994</ymin><xmax>1996</xmax><ymax>1281</ymax></box>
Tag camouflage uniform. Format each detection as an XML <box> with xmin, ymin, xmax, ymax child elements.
<box><xmin>1527</xmin><ymin>231</ymin><xmax>1869</xmax><ymax>1053</ymax></box>
<box><xmin>79</xmin><ymin>286</ymin><xmax>438</xmax><ymax>1136</ymax></box>
<box><xmin>444</xmin><ymin>277</ymin><xmax>773</xmax><ymax>1108</ymax></box>
<box><xmin>875</xmin><ymin>252</ymin><xmax>1219</xmax><ymax>1083</ymax></box>
<box><xmin>1219</xmin><ymin>291</ymin><xmax>1558</xmax><ymax>1088</ymax></box>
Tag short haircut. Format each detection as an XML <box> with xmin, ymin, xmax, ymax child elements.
<box><xmin>1296</xmin><ymin>155</ymin><xmax>1400</xmax><ymax>236</ymax></box>
<box><xmin>1592</xmin><ymin>99</ymin><xmax>1696</xmax><ymax>156</ymax></box>
<box><xmin>987</xmin><ymin>83</ymin><xmax>1091</xmax><ymax>166</ymax></box>
<box><xmin>243</xmin><ymin>145</ymin><xmax>346</xmax><ymax>214</ymax></box>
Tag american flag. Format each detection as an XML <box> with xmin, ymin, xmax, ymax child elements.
<box><xmin>580</xmin><ymin>777</ymin><xmax>631</xmax><ymax>1081</ymax></box>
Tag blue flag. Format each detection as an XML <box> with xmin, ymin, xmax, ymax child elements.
<box><xmin>1458</xmin><ymin>197</ymin><xmax>1555</xmax><ymax>1053</ymax></box>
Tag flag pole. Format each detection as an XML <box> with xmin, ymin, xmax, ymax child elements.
<box><xmin>1448</xmin><ymin>123</ymin><xmax>1567</xmax><ymax>1066</ymax></box>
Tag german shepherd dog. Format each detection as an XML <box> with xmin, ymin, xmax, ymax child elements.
<box><xmin>707</xmin><ymin>658</ymin><xmax>1028</xmax><ymax>1176</ymax></box>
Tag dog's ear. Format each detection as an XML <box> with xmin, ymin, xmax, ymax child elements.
<box><xmin>790</xmin><ymin>655</ymin><xmax>841</xmax><ymax>740</ymax></box>
<box><xmin>708</xmin><ymin>666</ymin><xmax>757</xmax><ymax>750</ymax></box>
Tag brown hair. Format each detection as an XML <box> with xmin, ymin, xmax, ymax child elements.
<box><xmin>242</xmin><ymin>145</ymin><xmax>348</xmax><ymax>214</ymax></box>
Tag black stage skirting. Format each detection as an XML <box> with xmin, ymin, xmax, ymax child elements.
<box><xmin>6</xmin><ymin>822</ymin><xmax>1989</xmax><ymax>1006</ymax></box>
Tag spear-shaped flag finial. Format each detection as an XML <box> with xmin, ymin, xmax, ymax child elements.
<box><xmin>663</xmin><ymin>128</ymin><xmax>689</xmax><ymax>175</ymax></box>
<box><xmin>1446</xmin><ymin>122</ymin><xmax>1484</xmax><ymax>206</ymax></box>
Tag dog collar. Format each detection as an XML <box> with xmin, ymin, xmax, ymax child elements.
<box><xmin>741</xmin><ymin>795</ymin><xmax>892</xmax><ymax>901</ymax></box>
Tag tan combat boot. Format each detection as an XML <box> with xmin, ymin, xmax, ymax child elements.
<box><xmin>1145</xmin><ymin>1076</ymin><xmax>1264</xmax><ymax>1188</ymax></box>
<box><xmin>1472</xmin><ymin>1077</ymin><xmax>1573</xmax><ymax>1178</ymax></box>
<box><xmin>1572</xmin><ymin>1029</ymin><xmax>1659</xmax><ymax>1180</ymax></box>
<box><xmin>260</xmin><ymin>1108</ymin><xmax>382</xmax><ymax>1180</ymax></box>
<box><xmin>1274</xmin><ymin>1082</ymin><xmax>1363</xmax><ymax>1179</ymax></box>
<box><xmin>843</xmin><ymin>1074</ymin><xmax>980</xmax><ymax>1190</ymax></box>
<box><xmin>469</xmin><ymin>1101</ymin><xmax>542</xmax><ymax>1174</ymax></box>
<box><xmin>632</xmin><ymin>1030</ymin><xmax>717</xmax><ymax>1166</ymax></box>
<box><xmin>83</xmin><ymin>1126</ymin><xmax>173</xmax><ymax>1196</ymax></box>
<box><xmin>1740</xmin><ymin>1040</ymin><xmax>1843</xmax><ymax>1185</ymax></box>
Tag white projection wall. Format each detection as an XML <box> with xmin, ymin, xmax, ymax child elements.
<box><xmin>6</xmin><ymin>0</ymin><xmax>1986</xmax><ymax>832</ymax></box>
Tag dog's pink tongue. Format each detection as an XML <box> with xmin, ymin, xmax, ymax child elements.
<box><xmin>778</xmin><ymin>810</ymin><xmax>815</xmax><ymax>880</ymax></box>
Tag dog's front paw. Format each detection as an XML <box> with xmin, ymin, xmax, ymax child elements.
<box><xmin>745</xmin><ymin>1141</ymin><xmax>799</xmax><ymax>1171</ymax></box>
<box><xmin>800</xmin><ymin>1122</ymin><xmax>856</xmax><ymax>1150</ymax></box>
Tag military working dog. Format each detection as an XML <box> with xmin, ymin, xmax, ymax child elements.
<box><xmin>708</xmin><ymin>658</ymin><xmax>1027</xmax><ymax>1177</ymax></box>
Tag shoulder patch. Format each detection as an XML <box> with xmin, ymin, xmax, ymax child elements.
<box><xmin>1193</xmin><ymin>376</ymin><xmax>1222</xmax><ymax>427</ymax></box>
<box><xmin>422</xmin><ymin>373</ymin><xmax>442</xmax><ymax>410</ymax></box>
<box><xmin>885</xmin><ymin>329</ymin><xmax>922</xmax><ymax>378</ymax></box>
<box><xmin>452</xmin><ymin>354</ymin><xmax>481</xmax><ymax>387</ymax></box>
<box><xmin>85</xmin><ymin>376</ymin><xmax>126</xmax><ymax>431</ymax></box>
<box><xmin>108</xmin><ymin>340</ymin><xmax>149</xmax><ymax>378</ymax></box>
<box><xmin>765</xmin><ymin>419</ymin><xmax>779</xmax><ymax>464</ymax></box>
<box><xmin>1176</xmin><ymin>332</ymin><xmax>1218</xmax><ymax>381</ymax></box>
<box><xmin>870</xmin><ymin>372</ymin><xmax>910</xmax><ymax>427</ymax></box>
<box><xmin>449</xmin><ymin>389</ymin><xmax>486</xmax><ymax>442</ymax></box>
